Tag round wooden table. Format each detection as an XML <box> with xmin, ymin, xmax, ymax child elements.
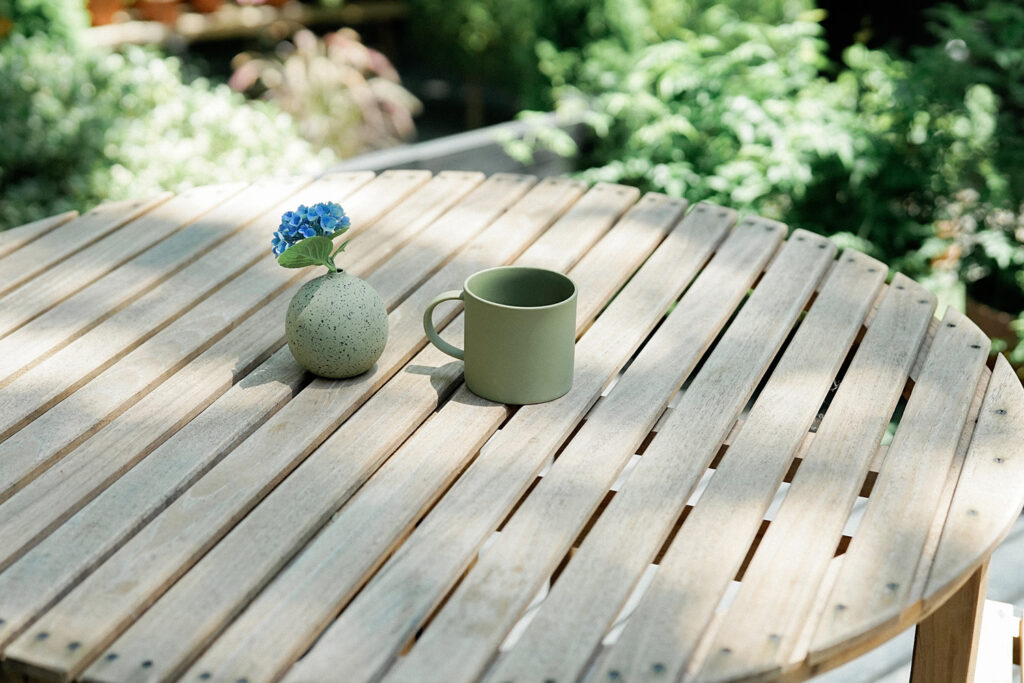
<box><xmin>0</xmin><ymin>172</ymin><xmax>1020</xmax><ymax>683</ymax></box>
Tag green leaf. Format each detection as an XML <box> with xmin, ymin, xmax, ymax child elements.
<box><xmin>277</xmin><ymin>236</ymin><xmax>337</xmax><ymax>271</ymax></box>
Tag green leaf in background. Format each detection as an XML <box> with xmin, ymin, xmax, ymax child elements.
<box><xmin>277</xmin><ymin>235</ymin><xmax>338</xmax><ymax>272</ymax></box>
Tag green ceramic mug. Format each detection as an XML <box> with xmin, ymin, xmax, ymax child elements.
<box><xmin>423</xmin><ymin>266</ymin><xmax>577</xmax><ymax>405</ymax></box>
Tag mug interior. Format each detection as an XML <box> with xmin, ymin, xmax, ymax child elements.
<box><xmin>466</xmin><ymin>267</ymin><xmax>575</xmax><ymax>308</ymax></box>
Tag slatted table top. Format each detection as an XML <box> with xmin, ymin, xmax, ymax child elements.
<box><xmin>0</xmin><ymin>170</ymin><xmax>1022</xmax><ymax>683</ymax></box>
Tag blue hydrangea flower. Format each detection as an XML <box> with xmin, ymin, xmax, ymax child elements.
<box><xmin>271</xmin><ymin>201</ymin><xmax>351</xmax><ymax>258</ymax></box>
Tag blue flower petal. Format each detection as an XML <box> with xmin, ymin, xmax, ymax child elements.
<box><xmin>274</xmin><ymin>203</ymin><xmax>352</xmax><ymax>264</ymax></box>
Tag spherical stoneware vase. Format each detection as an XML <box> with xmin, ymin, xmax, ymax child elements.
<box><xmin>285</xmin><ymin>271</ymin><xmax>388</xmax><ymax>378</ymax></box>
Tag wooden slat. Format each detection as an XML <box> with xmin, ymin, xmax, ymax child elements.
<box><xmin>809</xmin><ymin>308</ymin><xmax>989</xmax><ymax>664</ymax></box>
<box><xmin>486</xmin><ymin>230</ymin><xmax>837</xmax><ymax>683</ymax></box>
<box><xmin>0</xmin><ymin>210</ymin><xmax>80</xmax><ymax>260</ymax></box>
<box><xmin>693</xmin><ymin>274</ymin><xmax>937</xmax><ymax>683</ymax></box>
<box><xmin>922</xmin><ymin>355</ymin><xmax>1024</xmax><ymax>608</ymax></box>
<box><xmin>0</xmin><ymin>197</ymin><xmax>170</xmax><ymax>298</ymax></box>
<box><xmin>594</xmin><ymin>249</ymin><xmax>887</xmax><ymax>683</ymax></box>
<box><xmin>0</xmin><ymin>185</ymin><xmax>230</xmax><ymax>339</ymax></box>
<box><xmin>0</xmin><ymin>170</ymin><xmax>461</xmax><ymax>658</ymax></box>
<box><xmin>0</xmin><ymin>171</ymin><xmax>427</xmax><ymax>572</ymax></box>
<box><xmin>143</xmin><ymin>184</ymin><xmax>633</xmax><ymax>683</ymax></box>
<box><xmin>366</xmin><ymin>174</ymin><xmax>535</xmax><ymax>307</ymax></box>
<box><xmin>0</xmin><ymin>177</ymin><xmax>311</xmax><ymax>387</ymax></box>
<box><xmin>355</xmin><ymin>171</ymin><xmax>486</xmax><ymax>275</ymax></box>
<box><xmin>278</xmin><ymin>197</ymin><xmax>733</xmax><ymax>683</ymax></box>
<box><xmin>0</xmin><ymin>346</ymin><xmax>304</xmax><ymax>653</ymax></box>
<box><xmin>908</xmin><ymin>360</ymin><xmax>991</xmax><ymax>608</ymax></box>
<box><xmin>0</xmin><ymin>173</ymin><xmax>375</xmax><ymax>500</ymax></box>
<box><xmin>3</xmin><ymin>173</ymin><xmax>537</xmax><ymax>681</ymax></box>
<box><xmin>0</xmin><ymin>171</ymin><xmax>463</xmax><ymax>649</ymax></box>
<box><xmin>82</xmin><ymin>181</ymin><xmax>628</xmax><ymax>683</ymax></box>
<box><xmin>158</xmin><ymin>187</ymin><xmax>657</xmax><ymax>683</ymax></box>
<box><xmin>0</xmin><ymin>181</ymin><xmax>309</xmax><ymax>450</ymax></box>
<box><xmin>910</xmin><ymin>562</ymin><xmax>988</xmax><ymax>683</ymax></box>
<box><xmin>384</xmin><ymin>212</ymin><xmax>784</xmax><ymax>683</ymax></box>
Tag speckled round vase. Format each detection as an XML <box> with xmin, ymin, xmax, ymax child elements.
<box><xmin>285</xmin><ymin>271</ymin><xmax>388</xmax><ymax>378</ymax></box>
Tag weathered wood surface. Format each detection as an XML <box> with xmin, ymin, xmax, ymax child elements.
<box><xmin>0</xmin><ymin>210</ymin><xmax>79</xmax><ymax>260</ymax></box>
<box><xmin>0</xmin><ymin>173</ymin><xmax>1020</xmax><ymax>683</ymax></box>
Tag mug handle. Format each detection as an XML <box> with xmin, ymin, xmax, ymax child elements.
<box><xmin>423</xmin><ymin>290</ymin><xmax>465</xmax><ymax>360</ymax></box>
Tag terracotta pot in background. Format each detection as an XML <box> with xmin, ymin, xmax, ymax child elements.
<box><xmin>135</xmin><ymin>0</ymin><xmax>181</xmax><ymax>24</ymax></box>
<box><xmin>190</xmin><ymin>0</ymin><xmax>224</xmax><ymax>12</ymax></box>
<box><xmin>87</xmin><ymin>0</ymin><xmax>124</xmax><ymax>25</ymax></box>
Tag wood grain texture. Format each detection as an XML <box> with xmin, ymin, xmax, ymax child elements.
<box><xmin>82</xmin><ymin>177</ymin><xmax>591</xmax><ymax>683</ymax></box>
<box><xmin>2</xmin><ymin>181</ymin><xmax>1016</xmax><ymax>683</ymax></box>
<box><xmin>385</xmin><ymin>209</ymin><xmax>777</xmax><ymax>683</ymax></box>
<box><xmin>0</xmin><ymin>347</ymin><xmax>304</xmax><ymax>654</ymax></box>
<box><xmin>0</xmin><ymin>181</ymin><xmax>304</xmax><ymax>449</ymax></box>
<box><xmin>0</xmin><ymin>199</ymin><xmax>169</xmax><ymax>298</ymax></box>
<box><xmin>281</xmin><ymin>195</ymin><xmax>729</xmax><ymax>683</ymax></box>
<box><xmin>694</xmin><ymin>274</ymin><xmax>937</xmax><ymax>683</ymax></box>
<box><xmin>0</xmin><ymin>173</ymin><xmax>374</xmax><ymax>501</ymax></box>
<box><xmin>3</xmin><ymin>174</ymin><xmax>535</xmax><ymax>682</ymax></box>
<box><xmin>0</xmin><ymin>210</ymin><xmax>80</xmax><ymax>260</ymax></box>
<box><xmin>487</xmin><ymin>230</ymin><xmax>837</xmax><ymax>683</ymax></box>
<box><xmin>922</xmin><ymin>354</ymin><xmax>1024</xmax><ymax>609</ymax></box>
<box><xmin>168</xmin><ymin>187</ymin><xmax>655</xmax><ymax>683</ymax></box>
<box><xmin>910</xmin><ymin>562</ymin><xmax>988</xmax><ymax>683</ymax></box>
<box><xmin>0</xmin><ymin>185</ymin><xmax>226</xmax><ymax>339</ymax></box>
<box><xmin>594</xmin><ymin>249</ymin><xmax>887</xmax><ymax>683</ymax></box>
<box><xmin>0</xmin><ymin>177</ymin><xmax>310</xmax><ymax>387</ymax></box>
<box><xmin>810</xmin><ymin>307</ymin><xmax>990</xmax><ymax>664</ymax></box>
<box><xmin>0</xmin><ymin>172</ymin><xmax>425</xmax><ymax>575</ymax></box>
<box><xmin>355</xmin><ymin>171</ymin><xmax>486</xmax><ymax>273</ymax></box>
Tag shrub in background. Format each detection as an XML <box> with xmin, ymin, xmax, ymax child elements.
<box><xmin>511</xmin><ymin>0</ymin><xmax>1023</xmax><ymax>364</ymax></box>
<box><xmin>229</xmin><ymin>29</ymin><xmax>421</xmax><ymax>159</ymax></box>
<box><xmin>0</xmin><ymin>0</ymin><xmax>90</xmax><ymax>46</ymax></box>
<box><xmin>0</xmin><ymin>35</ymin><xmax>331</xmax><ymax>230</ymax></box>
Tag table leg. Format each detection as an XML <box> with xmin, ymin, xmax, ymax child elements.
<box><xmin>910</xmin><ymin>560</ymin><xmax>989</xmax><ymax>683</ymax></box>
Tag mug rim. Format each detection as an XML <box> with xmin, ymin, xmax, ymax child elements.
<box><xmin>464</xmin><ymin>265</ymin><xmax>578</xmax><ymax>311</ymax></box>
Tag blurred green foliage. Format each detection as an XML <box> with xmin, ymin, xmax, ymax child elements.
<box><xmin>495</xmin><ymin>0</ymin><xmax>1024</xmax><ymax>362</ymax></box>
<box><xmin>0</xmin><ymin>35</ymin><xmax>330</xmax><ymax>230</ymax></box>
<box><xmin>0</xmin><ymin>0</ymin><xmax>90</xmax><ymax>46</ymax></box>
<box><xmin>406</xmin><ymin>0</ymin><xmax>814</xmax><ymax>107</ymax></box>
